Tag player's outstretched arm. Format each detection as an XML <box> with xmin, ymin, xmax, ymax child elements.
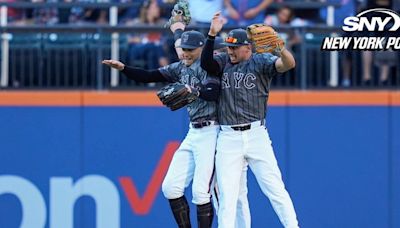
<box><xmin>102</xmin><ymin>59</ymin><xmax>168</xmax><ymax>83</ymax></box>
<box><xmin>275</xmin><ymin>49</ymin><xmax>296</xmax><ymax>73</ymax></box>
<box><xmin>102</xmin><ymin>59</ymin><xmax>125</xmax><ymax>71</ymax></box>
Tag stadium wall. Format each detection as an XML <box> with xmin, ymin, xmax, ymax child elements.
<box><xmin>0</xmin><ymin>91</ymin><xmax>399</xmax><ymax>228</ymax></box>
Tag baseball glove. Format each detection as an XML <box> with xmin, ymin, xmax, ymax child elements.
<box><xmin>164</xmin><ymin>0</ymin><xmax>191</xmax><ymax>28</ymax></box>
<box><xmin>247</xmin><ymin>23</ymin><xmax>285</xmax><ymax>54</ymax></box>
<box><xmin>157</xmin><ymin>82</ymin><xmax>199</xmax><ymax>111</ymax></box>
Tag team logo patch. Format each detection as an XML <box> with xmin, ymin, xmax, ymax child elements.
<box><xmin>182</xmin><ymin>34</ymin><xmax>189</xmax><ymax>43</ymax></box>
<box><xmin>321</xmin><ymin>8</ymin><xmax>400</xmax><ymax>51</ymax></box>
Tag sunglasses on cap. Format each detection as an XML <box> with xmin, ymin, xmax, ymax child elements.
<box><xmin>225</xmin><ymin>37</ymin><xmax>238</xmax><ymax>44</ymax></box>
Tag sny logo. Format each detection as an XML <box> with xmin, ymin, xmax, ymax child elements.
<box><xmin>342</xmin><ymin>8</ymin><xmax>400</xmax><ymax>32</ymax></box>
<box><xmin>321</xmin><ymin>8</ymin><xmax>400</xmax><ymax>51</ymax></box>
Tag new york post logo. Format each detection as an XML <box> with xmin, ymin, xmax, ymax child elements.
<box><xmin>321</xmin><ymin>8</ymin><xmax>400</xmax><ymax>51</ymax></box>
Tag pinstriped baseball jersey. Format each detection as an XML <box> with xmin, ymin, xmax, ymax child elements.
<box><xmin>159</xmin><ymin>59</ymin><xmax>219</xmax><ymax>122</ymax></box>
<box><xmin>214</xmin><ymin>52</ymin><xmax>279</xmax><ymax>125</ymax></box>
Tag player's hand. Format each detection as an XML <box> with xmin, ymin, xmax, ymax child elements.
<box><xmin>170</xmin><ymin>21</ymin><xmax>185</xmax><ymax>33</ymax></box>
<box><xmin>209</xmin><ymin>11</ymin><xmax>224</xmax><ymax>36</ymax></box>
<box><xmin>244</xmin><ymin>8</ymin><xmax>259</xmax><ymax>19</ymax></box>
<box><xmin>185</xmin><ymin>84</ymin><xmax>200</xmax><ymax>96</ymax></box>
<box><xmin>102</xmin><ymin>60</ymin><xmax>125</xmax><ymax>71</ymax></box>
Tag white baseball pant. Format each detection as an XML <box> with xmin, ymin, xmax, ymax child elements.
<box><xmin>216</xmin><ymin>121</ymin><xmax>299</xmax><ymax>228</ymax></box>
<box><xmin>212</xmin><ymin>161</ymin><xmax>251</xmax><ymax>228</ymax></box>
<box><xmin>162</xmin><ymin>123</ymin><xmax>219</xmax><ymax>205</ymax></box>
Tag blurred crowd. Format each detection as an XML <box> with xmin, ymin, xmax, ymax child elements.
<box><xmin>3</xmin><ymin>0</ymin><xmax>335</xmax><ymax>26</ymax></box>
<box><xmin>2</xmin><ymin>0</ymin><xmax>400</xmax><ymax>88</ymax></box>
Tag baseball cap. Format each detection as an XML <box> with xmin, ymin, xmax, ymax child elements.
<box><xmin>222</xmin><ymin>28</ymin><xmax>251</xmax><ymax>47</ymax></box>
<box><xmin>178</xmin><ymin>30</ymin><xmax>205</xmax><ymax>49</ymax></box>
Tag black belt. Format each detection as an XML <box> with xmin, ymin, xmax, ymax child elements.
<box><xmin>231</xmin><ymin>124</ymin><xmax>251</xmax><ymax>131</ymax></box>
<box><xmin>191</xmin><ymin>121</ymin><xmax>214</xmax><ymax>129</ymax></box>
<box><xmin>230</xmin><ymin>120</ymin><xmax>265</xmax><ymax>131</ymax></box>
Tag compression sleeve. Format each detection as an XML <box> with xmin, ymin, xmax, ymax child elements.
<box><xmin>121</xmin><ymin>66</ymin><xmax>168</xmax><ymax>83</ymax></box>
<box><xmin>200</xmin><ymin>35</ymin><xmax>222</xmax><ymax>76</ymax></box>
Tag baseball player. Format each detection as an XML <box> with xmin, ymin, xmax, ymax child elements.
<box><xmin>200</xmin><ymin>12</ymin><xmax>300</xmax><ymax>228</ymax></box>
<box><xmin>169</xmin><ymin>17</ymin><xmax>253</xmax><ymax>228</ymax></box>
<box><xmin>103</xmin><ymin>14</ymin><xmax>251</xmax><ymax>227</ymax></box>
<box><xmin>210</xmin><ymin>36</ymin><xmax>251</xmax><ymax>228</ymax></box>
<box><xmin>103</xmin><ymin>29</ymin><xmax>218</xmax><ymax>228</ymax></box>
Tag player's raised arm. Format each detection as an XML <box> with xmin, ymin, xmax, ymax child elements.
<box><xmin>201</xmin><ymin>12</ymin><xmax>224</xmax><ymax>76</ymax></box>
<box><xmin>246</xmin><ymin>24</ymin><xmax>295</xmax><ymax>73</ymax></box>
<box><xmin>275</xmin><ymin>49</ymin><xmax>296</xmax><ymax>73</ymax></box>
<box><xmin>209</xmin><ymin>11</ymin><xmax>224</xmax><ymax>36</ymax></box>
<box><xmin>170</xmin><ymin>22</ymin><xmax>186</xmax><ymax>60</ymax></box>
<box><xmin>102</xmin><ymin>60</ymin><xmax>168</xmax><ymax>83</ymax></box>
<box><xmin>165</xmin><ymin>0</ymin><xmax>191</xmax><ymax>60</ymax></box>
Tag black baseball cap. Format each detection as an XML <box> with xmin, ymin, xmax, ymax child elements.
<box><xmin>178</xmin><ymin>30</ymin><xmax>205</xmax><ymax>49</ymax></box>
<box><xmin>222</xmin><ymin>28</ymin><xmax>251</xmax><ymax>47</ymax></box>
